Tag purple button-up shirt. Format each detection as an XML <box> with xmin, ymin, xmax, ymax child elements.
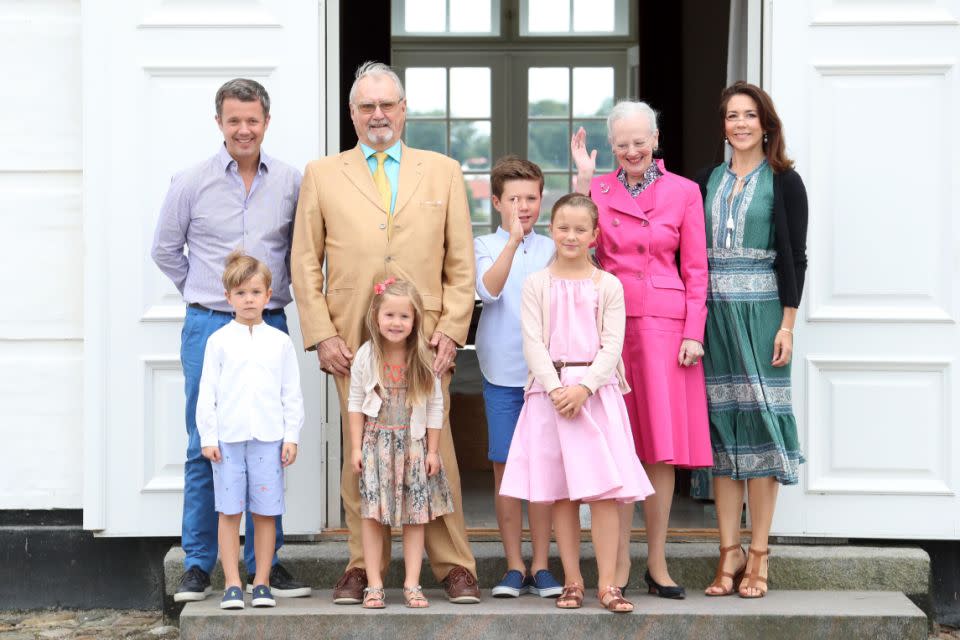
<box><xmin>151</xmin><ymin>145</ymin><xmax>302</xmax><ymax>312</ymax></box>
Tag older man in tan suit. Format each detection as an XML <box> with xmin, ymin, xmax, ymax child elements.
<box><xmin>291</xmin><ymin>61</ymin><xmax>479</xmax><ymax>604</ymax></box>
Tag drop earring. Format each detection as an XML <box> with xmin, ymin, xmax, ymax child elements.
<box><xmin>763</xmin><ymin>132</ymin><xmax>769</xmax><ymax>144</ymax></box>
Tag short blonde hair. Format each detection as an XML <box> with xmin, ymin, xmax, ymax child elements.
<box><xmin>222</xmin><ymin>250</ymin><xmax>272</xmax><ymax>291</ymax></box>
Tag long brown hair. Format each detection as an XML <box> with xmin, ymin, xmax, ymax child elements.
<box><xmin>364</xmin><ymin>279</ymin><xmax>436</xmax><ymax>407</ymax></box>
<box><xmin>719</xmin><ymin>81</ymin><xmax>794</xmax><ymax>173</ymax></box>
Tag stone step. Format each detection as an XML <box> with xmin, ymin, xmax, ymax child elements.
<box><xmin>164</xmin><ymin>541</ymin><xmax>930</xmax><ymax>602</ymax></box>
<box><xmin>178</xmin><ymin>589</ymin><xmax>927</xmax><ymax>640</ymax></box>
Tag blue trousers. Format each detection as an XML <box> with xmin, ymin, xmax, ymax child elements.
<box><xmin>180</xmin><ymin>305</ymin><xmax>288</xmax><ymax>575</ymax></box>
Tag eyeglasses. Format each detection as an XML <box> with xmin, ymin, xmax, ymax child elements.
<box><xmin>355</xmin><ymin>100</ymin><xmax>402</xmax><ymax>115</ymax></box>
<box><xmin>614</xmin><ymin>138</ymin><xmax>653</xmax><ymax>152</ymax></box>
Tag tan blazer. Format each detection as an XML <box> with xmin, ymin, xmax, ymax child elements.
<box><xmin>291</xmin><ymin>144</ymin><xmax>476</xmax><ymax>351</ymax></box>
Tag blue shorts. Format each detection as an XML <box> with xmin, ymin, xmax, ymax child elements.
<box><xmin>212</xmin><ymin>439</ymin><xmax>285</xmax><ymax>517</ymax></box>
<box><xmin>482</xmin><ymin>377</ymin><xmax>525</xmax><ymax>463</ymax></box>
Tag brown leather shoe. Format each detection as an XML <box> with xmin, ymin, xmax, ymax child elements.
<box><xmin>441</xmin><ymin>566</ymin><xmax>480</xmax><ymax>603</ymax></box>
<box><xmin>333</xmin><ymin>568</ymin><xmax>367</xmax><ymax>604</ymax></box>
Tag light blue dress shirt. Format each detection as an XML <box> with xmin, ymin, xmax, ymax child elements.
<box><xmin>360</xmin><ymin>141</ymin><xmax>402</xmax><ymax>213</ymax></box>
<box><xmin>474</xmin><ymin>227</ymin><xmax>556</xmax><ymax>387</ymax></box>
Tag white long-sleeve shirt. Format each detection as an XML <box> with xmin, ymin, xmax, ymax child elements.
<box><xmin>196</xmin><ymin>320</ymin><xmax>304</xmax><ymax>448</ymax></box>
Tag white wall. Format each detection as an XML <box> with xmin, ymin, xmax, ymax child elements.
<box><xmin>0</xmin><ymin>0</ymin><xmax>83</xmax><ymax>509</ymax></box>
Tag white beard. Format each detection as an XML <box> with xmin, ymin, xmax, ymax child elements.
<box><xmin>366</xmin><ymin>125</ymin><xmax>395</xmax><ymax>145</ymax></box>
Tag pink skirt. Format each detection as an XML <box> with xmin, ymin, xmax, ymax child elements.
<box><xmin>499</xmin><ymin>371</ymin><xmax>654</xmax><ymax>504</ymax></box>
<box><xmin>622</xmin><ymin>316</ymin><xmax>712</xmax><ymax>467</ymax></box>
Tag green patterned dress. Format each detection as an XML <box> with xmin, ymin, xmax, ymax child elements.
<box><xmin>700</xmin><ymin>161</ymin><xmax>804</xmax><ymax>484</ymax></box>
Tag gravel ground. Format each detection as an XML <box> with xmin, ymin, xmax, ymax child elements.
<box><xmin>0</xmin><ymin>609</ymin><xmax>957</xmax><ymax>639</ymax></box>
<box><xmin>0</xmin><ymin>611</ymin><xmax>177</xmax><ymax>640</ymax></box>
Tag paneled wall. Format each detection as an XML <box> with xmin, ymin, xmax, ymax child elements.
<box><xmin>0</xmin><ymin>0</ymin><xmax>83</xmax><ymax>509</ymax></box>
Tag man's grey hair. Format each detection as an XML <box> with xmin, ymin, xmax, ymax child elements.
<box><xmin>215</xmin><ymin>78</ymin><xmax>271</xmax><ymax>118</ymax></box>
<box><xmin>607</xmin><ymin>100</ymin><xmax>658</xmax><ymax>141</ymax></box>
<box><xmin>349</xmin><ymin>61</ymin><xmax>406</xmax><ymax>105</ymax></box>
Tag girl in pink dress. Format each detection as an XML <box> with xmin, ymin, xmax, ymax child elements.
<box><xmin>500</xmin><ymin>193</ymin><xmax>654</xmax><ymax>613</ymax></box>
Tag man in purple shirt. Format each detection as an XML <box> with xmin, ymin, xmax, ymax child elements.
<box><xmin>151</xmin><ymin>78</ymin><xmax>310</xmax><ymax>602</ymax></box>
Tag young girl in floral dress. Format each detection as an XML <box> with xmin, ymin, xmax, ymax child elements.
<box><xmin>348</xmin><ymin>278</ymin><xmax>454</xmax><ymax>609</ymax></box>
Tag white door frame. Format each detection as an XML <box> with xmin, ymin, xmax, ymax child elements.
<box><xmin>82</xmin><ymin>0</ymin><xmax>331</xmax><ymax>536</ymax></box>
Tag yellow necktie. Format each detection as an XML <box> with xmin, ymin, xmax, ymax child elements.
<box><xmin>373</xmin><ymin>152</ymin><xmax>393</xmax><ymax>239</ymax></box>
<box><xmin>373</xmin><ymin>152</ymin><xmax>392</xmax><ymax>214</ymax></box>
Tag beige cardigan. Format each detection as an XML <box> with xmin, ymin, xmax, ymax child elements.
<box><xmin>520</xmin><ymin>269</ymin><xmax>630</xmax><ymax>395</ymax></box>
<box><xmin>347</xmin><ymin>341</ymin><xmax>443</xmax><ymax>440</ymax></box>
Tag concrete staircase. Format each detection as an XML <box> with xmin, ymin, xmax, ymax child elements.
<box><xmin>167</xmin><ymin>541</ymin><xmax>931</xmax><ymax>639</ymax></box>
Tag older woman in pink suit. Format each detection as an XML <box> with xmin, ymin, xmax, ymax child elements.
<box><xmin>572</xmin><ymin>100</ymin><xmax>711</xmax><ymax>599</ymax></box>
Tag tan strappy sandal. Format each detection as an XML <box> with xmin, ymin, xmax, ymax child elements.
<box><xmin>705</xmin><ymin>544</ymin><xmax>746</xmax><ymax>597</ymax></box>
<box><xmin>555</xmin><ymin>583</ymin><xmax>584</xmax><ymax>609</ymax></box>
<box><xmin>739</xmin><ymin>547</ymin><xmax>769</xmax><ymax>599</ymax></box>
<box><xmin>362</xmin><ymin>586</ymin><xmax>386</xmax><ymax>609</ymax></box>
<box><xmin>598</xmin><ymin>585</ymin><xmax>633</xmax><ymax>613</ymax></box>
<box><xmin>403</xmin><ymin>585</ymin><xmax>429</xmax><ymax>608</ymax></box>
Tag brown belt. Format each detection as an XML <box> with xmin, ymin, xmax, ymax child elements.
<box><xmin>553</xmin><ymin>360</ymin><xmax>593</xmax><ymax>372</ymax></box>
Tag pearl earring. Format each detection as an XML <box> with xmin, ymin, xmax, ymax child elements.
<box><xmin>763</xmin><ymin>133</ymin><xmax>769</xmax><ymax>144</ymax></box>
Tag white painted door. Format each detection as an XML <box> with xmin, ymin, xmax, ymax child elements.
<box><xmin>767</xmin><ymin>0</ymin><xmax>960</xmax><ymax>539</ymax></box>
<box><xmin>82</xmin><ymin>0</ymin><xmax>330</xmax><ymax>536</ymax></box>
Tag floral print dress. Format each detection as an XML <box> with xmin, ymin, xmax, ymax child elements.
<box><xmin>359</xmin><ymin>363</ymin><xmax>454</xmax><ymax>526</ymax></box>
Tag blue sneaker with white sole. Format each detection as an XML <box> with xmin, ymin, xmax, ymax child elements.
<box><xmin>491</xmin><ymin>569</ymin><xmax>528</xmax><ymax>598</ymax></box>
<box><xmin>251</xmin><ymin>584</ymin><xmax>276</xmax><ymax>608</ymax></box>
<box><xmin>220</xmin><ymin>586</ymin><xmax>245</xmax><ymax>610</ymax></box>
<box><xmin>527</xmin><ymin>569</ymin><xmax>563</xmax><ymax>598</ymax></box>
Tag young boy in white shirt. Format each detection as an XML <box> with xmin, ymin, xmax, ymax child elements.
<box><xmin>196</xmin><ymin>251</ymin><xmax>304</xmax><ymax>610</ymax></box>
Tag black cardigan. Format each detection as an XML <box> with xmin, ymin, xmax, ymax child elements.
<box><xmin>695</xmin><ymin>164</ymin><xmax>809</xmax><ymax>308</ymax></box>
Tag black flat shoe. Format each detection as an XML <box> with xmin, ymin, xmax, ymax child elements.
<box><xmin>644</xmin><ymin>569</ymin><xmax>686</xmax><ymax>599</ymax></box>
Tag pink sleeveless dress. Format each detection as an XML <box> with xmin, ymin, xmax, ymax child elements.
<box><xmin>499</xmin><ymin>276</ymin><xmax>654</xmax><ymax>503</ymax></box>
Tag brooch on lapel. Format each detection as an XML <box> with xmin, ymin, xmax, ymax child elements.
<box><xmin>599</xmin><ymin>182</ymin><xmax>610</xmax><ymax>194</ymax></box>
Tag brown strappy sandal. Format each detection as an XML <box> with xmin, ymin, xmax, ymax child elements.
<box><xmin>705</xmin><ymin>544</ymin><xmax>746</xmax><ymax>597</ymax></box>
<box><xmin>598</xmin><ymin>585</ymin><xmax>633</xmax><ymax>613</ymax></box>
<box><xmin>739</xmin><ymin>547</ymin><xmax>769</xmax><ymax>599</ymax></box>
<box><xmin>555</xmin><ymin>583</ymin><xmax>584</xmax><ymax>609</ymax></box>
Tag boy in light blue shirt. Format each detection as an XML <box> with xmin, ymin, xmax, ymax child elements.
<box><xmin>474</xmin><ymin>156</ymin><xmax>559</xmax><ymax>598</ymax></box>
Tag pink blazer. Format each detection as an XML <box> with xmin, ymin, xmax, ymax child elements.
<box><xmin>591</xmin><ymin>161</ymin><xmax>708</xmax><ymax>342</ymax></box>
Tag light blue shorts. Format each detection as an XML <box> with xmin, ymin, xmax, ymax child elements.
<box><xmin>481</xmin><ymin>377</ymin><xmax>526</xmax><ymax>463</ymax></box>
<box><xmin>212</xmin><ymin>439</ymin><xmax>285</xmax><ymax>517</ymax></box>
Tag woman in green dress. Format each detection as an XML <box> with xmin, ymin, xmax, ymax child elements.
<box><xmin>695</xmin><ymin>82</ymin><xmax>808</xmax><ymax>599</ymax></box>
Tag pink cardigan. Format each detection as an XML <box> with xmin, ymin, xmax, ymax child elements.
<box><xmin>520</xmin><ymin>268</ymin><xmax>630</xmax><ymax>395</ymax></box>
<box><xmin>591</xmin><ymin>161</ymin><xmax>708</xmax><ymax>342</ymax></box>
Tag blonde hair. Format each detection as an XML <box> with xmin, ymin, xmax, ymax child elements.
<box><xmin>222</xmin><ymin>250</ymin><xmax>272</xmax><ymax>290</ymax></box>
<box><xmin>364</xmin><ymin>279</ymin><xmax>436</xmax><ymax>407</ymax></box>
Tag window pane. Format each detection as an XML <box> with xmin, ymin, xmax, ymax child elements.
<box><xmin>573</xmin><ymin>119</ymin><xmax>613</xmax><ymax>172</ymax></box>
<box><xmin>450</xmin><ymin>0</ymin><xmax>492</xmax><ymax>32</ymax></box>
<box><xmin>528</xmin><ymin>68</ymin><xmax>569</xmax><ymax>116</ymax></box>
<box><xmin>405</xmin><ymin>68</ymin><xmax>447</xmax><ymax>117</ymax></box>
<box><xmin>573</xmin><ymin>0</ymin><xmax>614</xmax><ymax>32</ymax></box>
<box><xmin>528</xmin><ymin>121</ymin><xmax>569</xmax><ymax>169</ymax></box>
<box><xmin>451</xmin><ymin>121</ymin><xmax>491</xmax><ymax>170</ymax></box>
<box><xmin>464</xmin><ymin>174</ymin><xmax>492</xmax><ymax>224</ymax></box>
<box><xmin>450</xmin><ymin>68</ymin><xmax>491</xmax><ymax>118</ymax></box>
<box><xmin>528</xmin><ymin>0</ymin><xmax>570</xmax><ymax>32</ymax></box>
<box><xmin>573</xmin><ymin>67</ymin><xmax>614</xmax><ymax>117</ymax></box>
<box><xmin>541</xmin><ymin>173</ymin><xmax>573</xmax><ymax>218</ymax></box>
<box><xmin>405</xmin><ymin>0</ymin><xmax>446</xmax><ymax>32</ymax></box>
<box><xmin>405</xmin><ymin>120</ymin><xmax>446</xmax><ymax>154</ymax></box>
